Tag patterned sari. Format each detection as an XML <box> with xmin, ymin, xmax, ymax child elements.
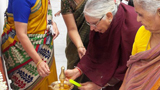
<box><xmin>61</xmin><ymin>0</ymin><xmax>90</xmax><ymax>69</ymax></box>
<box><xmin>120</xmin><ymin>42</ymin><xmax>160</xmax><ymax>90</ymax></box>
<box><xmin>1</xmin><ymin>0</ymin><xmax>57</xmax><ymax>89</ymax></box>
<box><xmin>61</xmin><ymin>0</ymin><xmax>90</xmax><ymax>88</ymax></box>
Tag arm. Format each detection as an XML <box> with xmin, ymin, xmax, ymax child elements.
<box><xmin>52</xmin><ymin>20</ymin><xmax>59</xmax><ymax>40</ymax></box>
<box><xmin>62</xmin><ymin>14</ymin><xmax>86</xmax><ymax>58</ymax></box>
<box><xmin>14</xmin><ymin>22</ymin><xmax>50</xmax><ymax>77</ymax></box>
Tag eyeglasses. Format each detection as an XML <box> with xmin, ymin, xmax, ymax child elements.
<box><xmin>86</xmin><ymin>15</ymin><xmax>105</xmax><ymax>27</ymax></box>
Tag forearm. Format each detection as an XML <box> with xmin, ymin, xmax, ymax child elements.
<box><xmin>17</xmin><ymin>33</ymin><xmax>41</xmax><ymax>64</ymax></box>
<box><xmin>68</xmin><ymin>29</ymin><xmax>84</xmax><ymax>48</ymax></box>
<box><xmin>14</xmin><ymin>22</ymin><xmax>41</xmax><ymax>64</ymax></box>
<box><xmin>62</xmin><ymin>14</ymin><xmax>84</xmax><ymax>48</ymax></box>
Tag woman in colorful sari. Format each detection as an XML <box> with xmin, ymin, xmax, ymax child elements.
<box><xmin>1</xmin><ymin>0</ymin><xmax>59</xmax><ymax>89</ymax></box>
<box><xmin>61</xmin><ymin>0</ymin><xmax>90</xmax><ymax>89</ymax></box>
<box><xmin>120</xmin><ymin>0</ymin><xmax>160</xmax><ymax>90</ymax></box>
<box><xmin>64</xmin><ymin>0</ymin><xmax>141</xmax><ymax>90</ymax></box>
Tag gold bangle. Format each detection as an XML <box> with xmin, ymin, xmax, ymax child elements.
<box><xmin>36</xmin><ymin>60</ymin><xmax>43</xmax><ymax>67</ymax></box>
<box><xmin>77</xmin><ymin>46</ymin><xmax>84</xmax><ymax>50</ymax></box>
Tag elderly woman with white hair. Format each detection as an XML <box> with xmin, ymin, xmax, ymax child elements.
<box><xmin>65</xmin><ymin>0</ymin><xmax>141</xmax><ymax>90</ymax></box>
<box><xmin>120</xmin><ymin>0</ymin><xmax>160</xmax><ymax>90</ymax></box>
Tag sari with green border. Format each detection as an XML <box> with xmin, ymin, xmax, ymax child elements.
<box><xmin>1</xmin><ymin>0</ymin><xmax>57</xmax><ymax>89</ymax></box>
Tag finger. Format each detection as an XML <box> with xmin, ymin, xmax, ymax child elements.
<box><xmin>79</xmin><ymin>53</ymin><xmax>82</xmax><ymax>59</ymax></box>
<box><xmin>39</xmin><ymin>72</ymin><xmax>42</xmax><ymax>76</ymax></box>
<box><xmin>39</xmin><ymin>66</ymin><xmax>49</xmax><ymax>77</ymax></box>
<box><xmin>52</xmin><ymin>29</ymin><xmax>59</xmax><ymax>40</ymax></box>
<box><xmin>81</xmin><ymin>49</ymin><xmax>86</xmax><ymax>55</ymax></box>
<box><xmin>55</xmin><ymin>29</ymin><xmax>60</xmax><ymax>36</ymax></box>
<box><xmin>52</xmin><ymin>34</ymin><xmax>57</xmax><ymax>40</ymax></box>
<box><xmin>54</xmin><ymin>14</ymin><xmax>60</xmax><ymax>17</ymax></box>
<box><xmin>78</xmin><ymin>86</ymin><xmax>85</xmax><ymax>90</ymax></box>
<box><xmin>82</xmin><ymin>50</ymin><xmax>86</xmax><ymax>55</ymax></box>
<box><xmin>39</xmin><ymin>70</ymin><xmax>45</xmax><ymax>77</ymax></box>
<box><xmin>42</xmin><ymin>65</ymin><xmax>50</xmax><ymax>75</ymax></box>
<box><xmin>44</xmin><ymin>63</ymin><xmax>50</xmax><ymax>72</ymax></box>
<box><xmin>65</xmin><ymin>70</ymin><xmax>71</xmax><ymax>78</ymax></box>
<box><xmin>41</xmin><ymin>71</ymin><xmax>48</xmax><ymax>77</ymax></box>
<box><xmin>65</xmin><ymin>78</ymin><xmax>69</xmax><ymax>81</ymax></box>
<box><xmin>44</xmin><ymin>65</ymin><xmax>50</xmax><ymax>75</ymax></box>
<box><xmin>37</xmin><ymin>65</ymin><xmax>47</xmax><ymax>77</ymax></box>
<box><xmin>45</xmin><ymin>69</ymin><xmax>50</xmax><ymax>76</ymax></box>
<box><xmin>79</xmin><ymin>56</ymin><xmax>82</xmax><ymax>59</ymax></box>
<box><xmin>54</xmin><ymin>12</ymin><xmax>61</xmax><ymax>17</ymax></box>
<box><xmin>65</xmin><ymin>70</ymin><xmax>74</xmax><ymax>79</ymax></box>
<box><xmin>80</xmin><ymin>53</ymin><xmax>84</xmax><ymax>59</ymax></box>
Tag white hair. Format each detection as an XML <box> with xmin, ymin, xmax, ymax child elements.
<box><xmin>83</xmin><ymin>0</ymin><xmax>120</xmax><ymax>19</ymax></box>
<box><xmin>134</xmin><ymin>0</ymin><xmax>160</xmax><ymax>14</ymax></box>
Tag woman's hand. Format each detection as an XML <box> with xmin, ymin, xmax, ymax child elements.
<box><xmin>79</xmin><ymin>82</ymin><xmax>101</xmax><ymax>90</ymax></box>
<box><xmin>37</xmin><ymin>61</ymin><xmax>50</xmax><ymax>77</ymax></box>
<box><xmin>65</xmin><ymin>68</ymin><xmax>82</xmax><ymax>80</ymax></box>
<box><xmin>52</xmin><ymin>21</ymin><xmax>59</xmax><ymax>40</ymax></box>
<box><xmin>54</xmin><ymin>10</ymin><xmax>61</xmax><ymax>17</ymax></box>
<box><xmin>77</xmin><ymin>47</ymin><xmax>86</xmax><ymax>59</ymax></box>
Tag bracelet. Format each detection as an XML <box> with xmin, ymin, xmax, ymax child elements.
<box><xmin>77</xmin><ymin>46</ymin><xmax>84</xmax><ymax>50</ymax></box>
<box><xmin>75</xmin><ymin>67</ymin><xmax>82</xmax><ymax>75</ymax></box>
<box><xmin>36</xmin><ymin>60</ymin><xmax>43</xmax><ymax>67</ymax></box>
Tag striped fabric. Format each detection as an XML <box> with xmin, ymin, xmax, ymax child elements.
<box><xmin>31</xmin><ymin>0</ymin><xmax>42</xmax><ymax>14</ymax></box>
<box><xmin>121</xmin><ymin>42</ymin><xmax>160</xmax><ymax>90</ymax></box>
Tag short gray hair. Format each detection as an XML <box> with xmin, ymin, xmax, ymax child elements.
<box><xmin>83</xmin><ymin>0</ymin><xmax>120</xmax><ymax>19</ymax></box>
<box><xmin>134</xmin><ymin>0</ymin><xmax>160</xmax><ymax>14</ymax></box>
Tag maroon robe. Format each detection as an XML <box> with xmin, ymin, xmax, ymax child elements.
<box><xmin>77</xmin><ymin>3</ymin><xmax>142</xmax><ymax>88</ymax></box>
